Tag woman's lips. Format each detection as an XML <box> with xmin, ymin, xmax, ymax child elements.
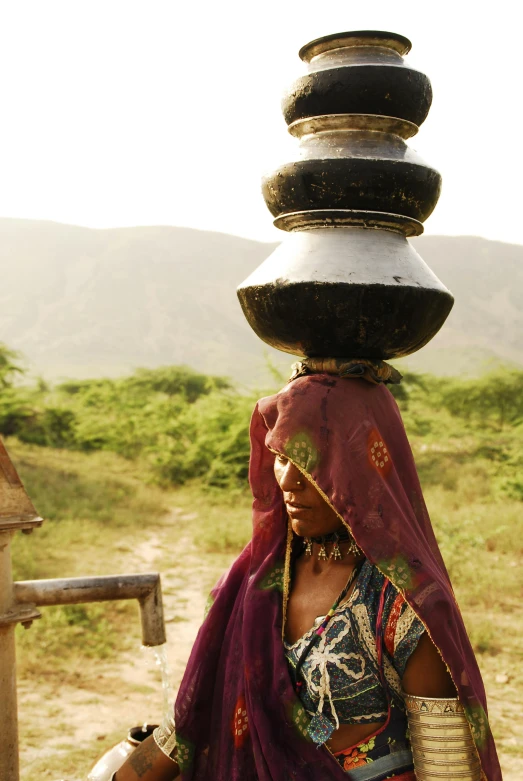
<box><xmin>286</xmin><ymin>502</ymin><xmax>311</xmax><ymax>516</ymax></box>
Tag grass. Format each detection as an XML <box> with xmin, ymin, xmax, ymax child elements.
<box><xmin>162</xmin><ymin>482</ymin><xmax>252</xmax><ymax>554</ymax></box>
<box><xmin>19</xmin><ymin>727</ymin><xmax>126</xmax><ymax>781</ymax></box>
<box><xmin>8</xmin><ymin>439</ymin><xmax>171</xmax><ymax>681</ymax></box>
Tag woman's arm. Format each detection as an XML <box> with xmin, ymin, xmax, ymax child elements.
<box><xmin>402</xmin><ymin>631</ymin><xmax>456</xmax><ymax>697</ymax></box>
<box><xmin>402</xmin><ymin>633</ymin><xmax>481</xmax><ymax>780</ymax></box>
<box><xmin>114</xmin><ymin>736</ymin><xmax>179</xmax><ymax>781</ymax></box>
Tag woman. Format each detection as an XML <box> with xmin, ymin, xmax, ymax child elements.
<box><xmin>116</xmin><ymin>362</ymin><xmax>501</xmax><ymax>780</ymax></box>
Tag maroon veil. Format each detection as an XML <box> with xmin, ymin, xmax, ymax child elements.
<box><xmin>173</xmin><ymin>374</ymin><xmax>501</xmax><ymax>781</ymax></box>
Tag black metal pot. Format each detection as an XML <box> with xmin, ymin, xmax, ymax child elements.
<box><xmin>263</xmin><ymin>158</ymin><xmax>442</xmax><ymax>224</ymax></box>
<box><xmin>283</xmin><ymin>31</ymin><xmax>432</xmax><ymax>128</ymax></box>
<box><xmin>237</xmin><ymin>229</ymin><xmax>453</xmax><ymax>359</ymax></box>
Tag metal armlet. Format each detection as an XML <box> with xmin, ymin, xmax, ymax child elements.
<box><xmin>153</xmin><ymin>710</ymin><xmax>178</xmax><ymax>762</ymax></box>
<box><xmin>404</xmin><ymin>694</ymin><xmax>481</xmax><ymax>780</ymax></box>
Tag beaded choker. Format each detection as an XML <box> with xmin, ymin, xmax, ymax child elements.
<box><xmin>303</xmin><ymin>528</ymin><xmax>361</xmax><ymax>560</ymax></box>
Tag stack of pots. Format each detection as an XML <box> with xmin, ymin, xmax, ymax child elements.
<box><xmin>237</xmin><ymin>30</ymin><xmax>453</xmax><ymax>360</ymax></box>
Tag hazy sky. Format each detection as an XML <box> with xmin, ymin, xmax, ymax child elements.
<box><xmin>0</xmin><ymin>1</ymin><xmax>520</xmax><ymax>244</ymax></box>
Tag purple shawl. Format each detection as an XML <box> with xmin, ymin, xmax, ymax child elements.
<box><xmin>174</xmin><ymin>375</ymin><xmax>501</xmax><ymax>780</ymax></box>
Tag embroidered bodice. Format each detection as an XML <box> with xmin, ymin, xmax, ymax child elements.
<box><xmin>284</xmin><ymin>559</ymin><xmax>425</xmax><ymax>727</ymax></box>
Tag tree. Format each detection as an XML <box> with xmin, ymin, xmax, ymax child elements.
<box><xmin>441</xmin><ymin>369</ymin><xmax>523</xmax><ymax>430</ymax></box>
<box><xmin>0</xmin><ymin>343</ymin><xmax>24</xmax><ymax>388</ymax></box>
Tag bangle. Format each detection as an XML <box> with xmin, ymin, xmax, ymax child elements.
<box><xmin>404</xmin><ymin>694</ymin><xmax>481</xmax><ymax>780</ymax></box>
<box><xmin>153</xmin><ymin>711</ymin><xmax>178</xmax><ymax>762</ymax></box>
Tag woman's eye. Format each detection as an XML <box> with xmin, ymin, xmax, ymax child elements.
<box><xmin>276</xmin><ymin>454</ymin><xmax>288</xmax><ymax>465</ymax></box>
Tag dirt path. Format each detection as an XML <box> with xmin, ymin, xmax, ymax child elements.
<box><xmin>18</xmin><ymin>509</ymin><xmax>217</xmax><ymax>780</ymax></box>
<box><xmin>17</xmin><ymin>510</ymin><xmax>523</xmax><ymax>780</ymax></box>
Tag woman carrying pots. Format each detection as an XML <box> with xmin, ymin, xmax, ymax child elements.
<box><xmin>114</xmin><ymin>360</ymin><xmax>500</xmax><ymax>780</ymax></box>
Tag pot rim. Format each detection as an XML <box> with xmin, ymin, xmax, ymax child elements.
<box><xmin>288</xmin><ymin>114</ymin><xmax>419</xmax><ymax>140</ymax></box>
<box><xmin>127</xmin><ymin>724</ymin><xmax>159</xmax><ymax>746</ymax></box>
<box><xmin>273</xmin><ymin>209</ymin><xmax>424</xmax><ymax>237</ymax></box>
<box><xmin>299</xmin><ymin>30</ymin><xmax>412</xmax><ymax>62</ymax></box>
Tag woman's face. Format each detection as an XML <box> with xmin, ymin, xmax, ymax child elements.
<box><xmin>273</xmin><ymin>454</ymin><xmax>342</xmax><ymax>538</ymax></box>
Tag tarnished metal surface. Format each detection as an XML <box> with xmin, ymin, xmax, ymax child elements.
<box><xmin>263</xmin><ymin>155</ymin><xmax>441</xmax><ymax>224</ymax></box>
<box><xmin>238</xmin><ymin>228</ymin><xmax>453</xmax><ymax>359</ymax></box>
<box><xmin>15</xmin><ymin>572</ymin><xmax>167</xmax><ymax>646</ymax></box>
<box><xmin>286</xmin><ymin>31</ymin><xmax>431</xmax><ymax>128</ymax></box>
<box><xmin>0</xmin><ymin>513</ymin><xmax>44</xmax><ymax>532</ymax></box>
<box><xmin>0</xmin><ymin>603</ymin><xmax>41</xmax><ymax>628</ymax></box>
<box><xmin>238</xmin><ymin>29</ymin><xmax>452</xmax><ymax>360</ymax></box>
<box><xmin>0</xmin><ymin>441</ymin><xmax>42</xmax><ymax>779</ymax></box>
<box><xmin>273</xmin><ymin>210</ymin><xmax>423</xmax><ymax>237</ymax></box>
<box><xmin>0</xmin><ymin>531</ymin><xmax>21</xmax><ymax>781</ymax></box>
<box><xmin>0</xmin><ymin>439</ymin><xmax>42</xmax><ymax>532</ymax></box>
<box><xmin>288</xmin><ymin>114</ymin><xmax>419</xmax><ymax>141</ymax></box>
<box><xmin>299</xmin><ymin>30</ymin><xmax>412</xmax><ymax>62</ymax></box>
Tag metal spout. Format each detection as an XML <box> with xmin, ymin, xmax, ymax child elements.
<box><xmin>14</xmin><ymin>572</ymin><xmax>166</xmax><ymax>646</ymax></box>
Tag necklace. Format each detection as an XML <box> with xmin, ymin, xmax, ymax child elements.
<box><xmin>303</xmin><ymin>527</ymin><xmax>361</xmax><ymax>560</ymax></box>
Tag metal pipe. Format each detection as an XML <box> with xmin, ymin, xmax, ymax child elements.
<box><xmin>14</xmin><ymin>572</ymin><xmax>166</xmax><ymax>646</ymax></box>
<box><xmin>0</xmin><ymin>531</ymin><xmax>20</xmax><ymax>781</ymax></box>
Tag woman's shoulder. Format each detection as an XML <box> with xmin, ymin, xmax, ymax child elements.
<box><xmin>352</xmin><ymin>559</ymin><xmax>414</xmax><ymax>611</ymax></box>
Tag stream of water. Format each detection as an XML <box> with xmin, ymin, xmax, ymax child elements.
<box><xmin>141</xmin><ymin>643</ymin><xmax>175</xmax><ymax>720</ymax></box>
<box><xmin>87</xmin><ymin>643</ymin><xmax>174</xmax><ymax>780</ymax></box>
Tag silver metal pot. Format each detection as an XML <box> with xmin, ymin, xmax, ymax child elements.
<box><xmin>87</xmin><ymin>724</ymin><xmax>158</xmax><ymax>781</ymax></box>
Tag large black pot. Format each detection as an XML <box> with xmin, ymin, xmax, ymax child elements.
<box><xmin>283</xmin><ymin>31</ymin><xmax>432</xmax><ymax>128</ymax></box>
<box><xmin>263</xmin><ymin>158</ymin><xmax>442</xmax><ymax>224</ymax></box>
<box><xmin>237</xmin><ymin>229</ymin><xmax>453</xmax><ymax>359</ymax></box>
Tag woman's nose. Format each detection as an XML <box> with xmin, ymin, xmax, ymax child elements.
<box><xmin>280</xmin><ymin>462</ymin><xmax>304</xmax><ymax>493</ymax></box>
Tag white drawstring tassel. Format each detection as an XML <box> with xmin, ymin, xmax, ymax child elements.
<box><xmin>317</xmin><ymin>657</ymin><xmax>340</xmax><ymax>731</ymax></box>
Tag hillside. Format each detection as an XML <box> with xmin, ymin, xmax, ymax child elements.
<box><xmin>0</xmin><ymin>218</ymin><xmax>520</xmax><ymax>381</ymax></box>
<box><xmin>0</xmin><ymin>219</ymin><xmax>279</xmax><ymax>382</ymax></box>
<box><xmin>406</xmin><ymin>235</ymin><xmax>523</xmax><ymax>374</ymax></box>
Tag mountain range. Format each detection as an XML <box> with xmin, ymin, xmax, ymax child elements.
<box><xmin>0</xmin><ymin>218</ymin><xmax>520</xmax><ymax>383</ymax></box>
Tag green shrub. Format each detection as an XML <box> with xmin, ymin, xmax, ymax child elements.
<box><xmin>441</xmin><ymin>369</ymin><xmax>523</xmax><ymax>429</ymax></box>
<box><xmin>0</xmin><ymin>348</ymin><xmax>522</xmax><ymax>495</ymax></box>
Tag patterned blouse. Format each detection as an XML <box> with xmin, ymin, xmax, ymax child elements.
<box><xmin>284</xmin><ymin>558</ymin><xmax>425</xmax><ymax>729</ymax></box>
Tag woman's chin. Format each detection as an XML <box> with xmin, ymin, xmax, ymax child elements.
<box><xmin>290</xmin><ymin>517</ymin><xmax>315</xmax><ymax>537</ymax></box>
<box><xmin>290</xmin><ymin>515</ymin><xmax>344</xmax><ymax>539</ymax></box>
